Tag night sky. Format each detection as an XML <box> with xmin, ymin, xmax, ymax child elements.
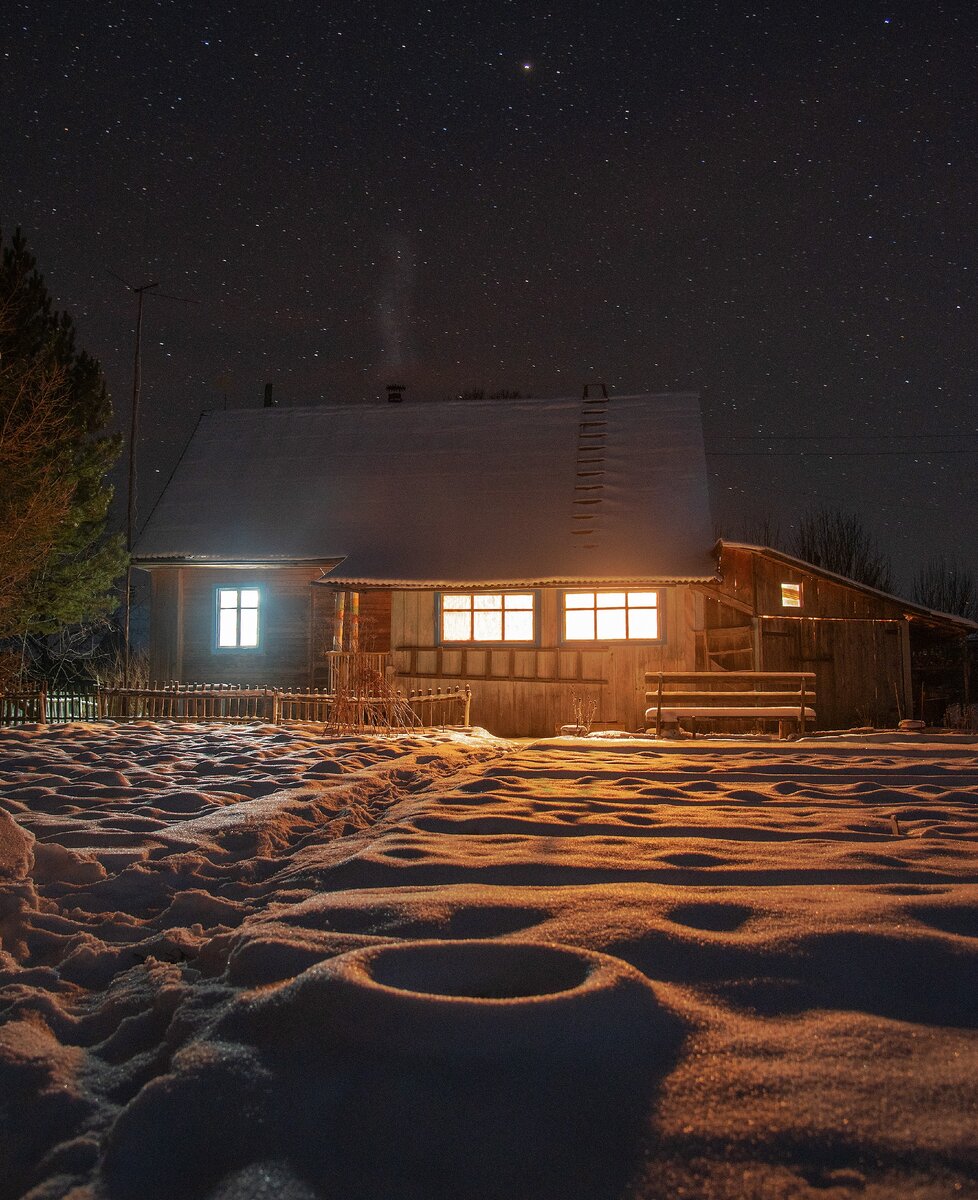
<box><xmin>3</xmin><ymin>1</ymin><xmax>975</xmax><ymax>587</ymax></box>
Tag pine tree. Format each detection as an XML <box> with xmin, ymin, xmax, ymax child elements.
<box><xmin>0</xmin><ymin>229</ymin><xmax>126</xmax><ymax>639</ymax></box>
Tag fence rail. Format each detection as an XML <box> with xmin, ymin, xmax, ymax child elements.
<box><xmin>0</xmin><ymin>681</ymin><xmax>473</xmax><ymax>730</ymax></box>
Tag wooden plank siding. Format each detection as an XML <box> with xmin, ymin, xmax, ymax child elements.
<box><xmin>705</xmin><ymin>546</ymin><xmax>914</xmax><ymax>729</ymax></box>
<box><xmin>147</xmin><ymin>568</ymin><xmax>183</xmax><ymax>684</ymax></box>
<box><xmin>148</xmin><ymin>566</ymin><xmax>334</xmax><ymax>688</ymax></box>
<box><xmin>390</xmin><ymin>586</ymin><xmax>698</xmax><ymax>737</ymax></box>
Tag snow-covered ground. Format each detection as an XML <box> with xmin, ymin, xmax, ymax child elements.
<box><xmin>1</xmin><ymin>722</ymin><xmax>977</xmax><ymax>1199</ymax></box>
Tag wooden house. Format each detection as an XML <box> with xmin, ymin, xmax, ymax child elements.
<box><xmin>133</xmin><ymin>394</ymin><xmax>974</xmax><ymax>736</ymax></box>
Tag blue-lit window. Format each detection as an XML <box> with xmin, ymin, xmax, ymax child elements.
<box><xmin>216</xmin><ymin>587</ymin><xmax>261</xmax><ymax>649</ymax></box>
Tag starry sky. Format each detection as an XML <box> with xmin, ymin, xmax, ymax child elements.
<box><xmin>3</xmin><ymin>0</ymin><xmax>976</xmax><ymax>588</ymax></box>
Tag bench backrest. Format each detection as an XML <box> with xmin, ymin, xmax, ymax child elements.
<box><xmin>644</xmin><ymin>671</ymin><xmax>816</xmax><ymax>707</ymax></box>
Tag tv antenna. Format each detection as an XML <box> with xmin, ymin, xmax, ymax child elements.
<box><xmin>111</xmin><ymin>271</ymin><xmax>198</xmax><ymax>684</ymax></box>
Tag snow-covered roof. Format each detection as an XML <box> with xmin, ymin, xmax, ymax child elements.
<box><xmin>720</xmin><ymin>542</ymin><xmax>978</xmax><ymax>631</ymax></box>
<box><xmin>135</xmin><ymin>393</ymin><xmax>716</xmax><ymax>586</ymax></box>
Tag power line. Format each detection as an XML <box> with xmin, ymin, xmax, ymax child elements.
<box><xmin>712</xmin><ymin>432</ymin><xmax>978</xmax><ymax>441</ymax></box>
<box><xmin>706</xmin><ymin>448</ymin><xmax>977</xmax><ymax>457</ymax></box>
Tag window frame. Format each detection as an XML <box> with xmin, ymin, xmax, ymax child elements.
<box><xmin>559</xmin><ymin>588</ymin><xmax>664</xmax><ymax>645</ymax></box>
<box><xmin>436</xmin><ymin>590</ymin><xmax>539</xmax><ymax>646</ymax></box>
<box><xmin>214</xmin><ymin>584</ymin><xmax>263</xmax><ymax>652</ymax></box>
<box><xmin>780</xmin><ymin>581</ymin><xmax>803</xmax><ymax>609</ymax></box>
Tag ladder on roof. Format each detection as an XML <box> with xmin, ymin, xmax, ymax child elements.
<box><xmin>571</xmin><ymin>383</ymin><xmax>609</xmax><ymax>550</ymax></box>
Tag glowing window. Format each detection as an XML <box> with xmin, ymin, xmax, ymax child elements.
<box><xmin>216</xmin><ymin>587</ymin><xmax>260</xmax><ymax>648</ymax></box>
<box><xmin>563</xmin><ymin>591</ymin><xmax>659</xmax><ymax>641</ymax></box>
<box><xmin>440</xmin><ymin>593</ymin><xmax>535</xmax><ymax>642</ymax></box>
<box><xmin>780</xmin><ymin>582</ymin><xmax>802</xmax><ymax>609</ymax></box>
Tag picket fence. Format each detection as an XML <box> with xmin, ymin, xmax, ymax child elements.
<box><xmin>0</xmin><ymin>681</ymin><xmax>472</xmax><ymax>730</ymax></box>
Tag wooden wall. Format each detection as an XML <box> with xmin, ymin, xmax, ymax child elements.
<box><xmin>704</xmin><ymin>546</ymin><xmax>914</xmax><ymax>729</ymax></box>
<box><xmin>147</xmin><ymin>568</ymin><xmax>182</xmax><ymax>683</ymax></box>
<box><xmin>716</xmin><ymin>545</ymin><xmax>911</xmax><ymax>621</ymax></box>
<box><xmin>391</xmin><ymin>586</ymin><xmax>700</xmax><ymax>737</ymax></box>
<box><xmin>147</xmin><ymin>566</ymin><xmax>331</xmax><ymax>688</ymax></box>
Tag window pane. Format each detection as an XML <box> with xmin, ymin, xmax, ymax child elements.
<box><xmin>239</xmin><ymin>589</ymin><xmax>260</xmax><ymax>609</ymax></box>
<box><xmin>442</xmin><ymin>594</ymin><xmax>470</xmax><ymax>610</ymax></box>
<box><xmin>781</xmin><ymin>583</ymin><xmax>802</xmax><ymax>608</ymax></box>
<box><xmin>442</xmin><ymin>611</ymin><xmax>472</xmax><ymax>640</ymax></box>
<box><xmin>218</xmin><ymin>609</ymin><xmax>238</xmax><ymax>647</ymax></box>
<box><xmin>628</xmin><ymin>591</ymin><xmax>658</xmax><ymax>607</ymax></box>
<box><xmin>473</xmin><ymin>611</ymin><xmax>503</xmax><ymax>640</ymax></box>
<box><xmin>597</xmin><ymin>609</ymin><xmax>627</xmax><ymax>639</ymax></box>
<box><xmin>565</xmin><ymin>609</ymin><xmax>595</xmax><ymax>640</ymax></box>
<box><xmin>565</xmin><ymin>592</ymin><xmax>594</xmax><ymax>608</ymax></box>
<box><xmin>239</xmin><ymin>610</ymin><xmax>259</xmax><ymax>647</ymax></box>
<box><xmin>219</xmin><ymin>589</ymin><xmax>239</xmax><ymax>609</ymax></box>
<box><xmin>628</xmin><ymin>608</ymin><xmax>658</xmax><ymax>638</ymax></box>
<box><xmin>504</xmin><ymin>611</ymin><xmax>534</xmax><ymax>640</ymax></box>
<box><xmin>597</xmin><ymin>592</ymin><xmax>626</xmax><ymax>608</ymax></box>
<box><xmin>474</xmin><ymin>594</ymin><xmax>502</xmax><ymax>610</ymax></box>
<box><xmin>504</xmin><ymin>593</ymin><xmax>534</xmax><ymax>609</ymax></box>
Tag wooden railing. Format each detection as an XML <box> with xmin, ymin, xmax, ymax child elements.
<box><xmin>323</xmin><ymin>651</ymin><xmax>392</xmax><ymax>693</ymax></box>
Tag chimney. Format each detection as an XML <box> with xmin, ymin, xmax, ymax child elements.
<box><xmin>263</xmin><ymin>382</ymin><xmax>275</xmax><ymax>408</ymax></box>
<box><xmin>386</xmin><ymin>383</ymin><xmax>405</xmax><ymax>403</ymax></box>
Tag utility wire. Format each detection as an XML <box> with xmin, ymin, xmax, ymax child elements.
<box><xmin>712</xmin><ymin>432</ymin><xmax>978</xmax><ymax>441</ymax></box>
<box><xmin>706</xmin><ymin>448</ymin><xmax>976</xmax><ymax>457</ymax></box>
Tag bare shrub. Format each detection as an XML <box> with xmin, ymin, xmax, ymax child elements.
<box><xmin>912</xmin><ymin>556</ymin><xmax>977</xmax><ymax>622</ymax></box>
<box><xmin>791</xmin><ymin>506</ymin><xmax>892</xmax><ymax>592</ymax></box>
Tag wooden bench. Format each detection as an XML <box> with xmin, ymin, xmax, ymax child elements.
<box><xmin>644</xmin><ymin>671</ymin><xmax>816</xmax><ymax>739</ymax></box>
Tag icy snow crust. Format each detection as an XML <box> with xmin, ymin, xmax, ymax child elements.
<box><xmin>1</xmin><ymin>723</ymin><xmax>977</xmax><ymax>1199</ymax></box>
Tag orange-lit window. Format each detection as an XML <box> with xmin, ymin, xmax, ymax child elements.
<box><xmin>780</xmin><ymin>582</ymin><xmax>802</xmax><ymax>608</ymax></box>
<box><xmin>216</xmin><ymin>587</ymin><xmax>261</xmax><ymax>648</ymax></box>
<box><xmin>563</xmin><ymin>591</ymin><xmax>659</xmax><ymax>641</ymax></box>
<box><xmin>440</xmin><ymin>592</ymin><xmax>535</xmax><ymax>642</ymax></box>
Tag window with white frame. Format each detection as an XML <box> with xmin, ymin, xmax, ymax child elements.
<box><xmin>563</xmin><ymin>590</ymin><xmax>659</xmax><ymax>641</ymax></box>
<box><xmin>216</xmin><ymin>587</ymin><xmax>261</xmax><ymax>648</ymax></box>
<box><xmin>780</xmin><ymin>582</ymin><xmax>802</xmax><ymax>608</ymax></box>
<box><xmin>440</xmin><ymin>592</ymin><xmax>535</xmax><ymax>642</ymax></box>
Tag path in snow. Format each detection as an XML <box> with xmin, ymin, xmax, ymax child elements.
<box><xmin>1</xmin><ymin>727</ymin><xmax>977</xmax><ymax>1199</ymax></box>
